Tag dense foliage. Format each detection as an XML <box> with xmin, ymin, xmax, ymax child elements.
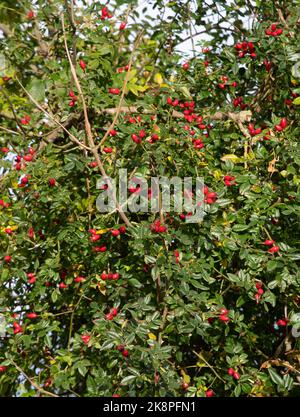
<box><xmin>0</xmin><ymin>0</ymin><xmax>300</xmax><ymax>397</ymax></box>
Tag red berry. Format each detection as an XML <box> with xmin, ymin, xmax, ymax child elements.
<box><xmin>182</xmin><ymin>62</ymin><xmax>189</xmax><ymax>70</ymax></box>
<box><xmin>280</xmin><ymin>118</ymin><xmax>288</xmax><ymax>129</ymax></box>
<box><xmin>79</xmin><ymin>60</ymin><xmax>86</xmax><ymax>70</ymax></box>
<box><xmin>74</xmin><ymin>276</ymin><xmax>85</xmax><ymax>283</ymax></box>
<box><xmin>119</xmin><ymin>22</ymin><xmax>126</xmax><ymax>30</ymax></box>
<box><xmin>268</xmin><ymin>246</ymin><xmax>280</xmax><ymax>253</ymax></box>
<box><xmin>105</xmin><ymin>313</ymin><xmax>114</xmax><ymax>321</ymax></box>
<box><xmin>4</xmin><ymin>255</ymin><xmax>11</xmax><ymax>263</ymax></box>
<box><xmin>111</xmin><ymin>229</ymin><xmax>120</xmax><ymax>237</ymax></box>
<box><xmin>122</xmin><ymin>349</ymin><xmax>129</xmax><ymax>357</ymax></box>
<box><xmin>59</xmin><ymin>282</ymin><xmax>68</xmax><ymax>289</ymax></box>
<box><xmin>103</xmin><ymin>147</ymin><xmax>113</xmax><ymax>154</ymax></box>
<box><xmin>275</xmin><ymin>124</ymin><xmax>283</xmax><ymax>132</ymax></box>
<box><xmin>81</xmin><ymin>335</ymin><xmax>90</xmax><ymax>345</ymax></box>
<box><xmin>48</xmin><ymin>178</ymin><xmax>56</xmax><ymax>186</ymax></box>
<box><xmin>26</xmin><ymin>313</ymin><xmax>38</xmax><ymax>319</ymax></box>
<box><xmin>181</xmin><ymin>382</ymin><xmax>189</xmax><ymax>390</ymax></box>
<box><xmin>228</xmin><ymin>367</ymin><xmax>234</xmax><ymax>376</ymax></box>
<box><xmin>0</xmin><ymin>366</ymin><xmax>7</xmax><ymax>373</ymax></box>
<box><xmin>118</xmin><ymin>226</ymin><xmax>126</xmax><ymax>234</ymax></box>
<box><xmin>219</xmin><ymin>314</ymin><xmax>229</xmax><ymax>322</ymax></box>
<box><xmin>27</xmin><ymin>10</ymin><xmax>35</xmax><ymax>19</ymax></box>
<box><xmin>233</xmin><ymin>371</ymin><xmax>240</xmax><ymax>380</ymax></box>
<box><xmin>264</xmin><ymin>239</ymin><xmax>275</xmax><ymax>246</ymax></box>
<box><xmin>139</xmin><ymin>130</ymin><xmax>146</xmax><ymax>138</ymax></box>
<box><xmin>131</xmin><ymin>134</ymin><xmax>141</xmax><ymax>144</ymax></box>
<box><xmin>110</xmin><ymin>307</ymin><xmax>118</xmax><ymax>317</ymax></box>
<box><xmin>205</xmin><ymin>389</ymin><xmax>214</xmax><ymax>397</ymax></box>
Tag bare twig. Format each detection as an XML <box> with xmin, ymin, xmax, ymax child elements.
<box><xmin>15</xmin><ymin>77</ymin><xmax>91</xmax><ymax>151</ymax></box>
<box><xmin>61</xmin><ymin>15</ymin><xmax>132</xmax><ymax>227</ymax></box>
<box><xmin>98</xmin><ymin>31</ymin><xmax>143</xmax><ymax>149</ymax></box>
<box><xmin>11</xmin><ymin>360</ymin><xmax>59</xmax><ymax>397</ymax></box>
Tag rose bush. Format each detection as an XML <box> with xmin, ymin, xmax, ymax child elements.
<box><xmin>0</xmin><ymin>0</ymin><xmax>299</xmax><ymax>397</ymax></box>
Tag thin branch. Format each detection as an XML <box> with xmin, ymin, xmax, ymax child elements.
<box><xmin>193</xmin><ymin>351</ymin><xmax>226</xmax><ymax>383</ymax></box>
<box><xmin>15</xmin><ymin>78</ymin><xmax>91</xmax><ymax>151</ymax></box>
<box><xmin>0</xmin><ymin>125</ymin><xmax>21</xmax><ymax>136</ymax></box>
<box><xmin>98</xmin><ymin>32</ymin><xmax>143</xmax><ymax>149</ymax></box>
<box><xmin>61</xmin><ymin>15</ymin><xmax>132</xmax><ymax>227</ymax></box>
<box><xmin>10</xmin><ymin>360</ymin><xmax>59</xmax><ymax>397</ymax></box>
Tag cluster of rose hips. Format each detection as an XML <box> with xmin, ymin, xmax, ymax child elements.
<box><xmin>0</xmin><ymin>199</ymin><xmax>10</xmax><ymax>209</ymax></box>
<box><xmin>228</xmin><ymin>368</ymin><xmax>240</xmax><ymax>380</ymax></box>
<box><xmin>69</xmin><ymin>90</ymin><xmax>78</xmax><ymax>107</ymax></box>
<box><xmin>14</xmin><ymin>147</ymin><xmax>36</xmax><ymax>171</ymax></box>
<box><xmin>88</xmin><ymin>229</ymin><xmax>107</xmax><ymax>253</ymax></box>
<box><xmin>20</xmin><ymin>115</ymin><xmax>31</xmax><ymax>125</ymax></box>
<box><xmin>27</xmin><ymin>272</ymin><xmax>37</xmax><ymax>284</ymax></box>
<box><xmin>81</xmin><ymin>334</ymin><xmax>90</xmax><ymax>345</ymax></box>
<box><xmin>218</xmin><ymin>75</ymin><xmax>237</xmax><ymax>90</ymax></box>
<box><xmin>117</xmin><ymin>65</ymin><xmax>129</xmax><ymax>73</ymax></box>
<box><xmin>276</xmin><ymin>318</ymin><xmax>288</xmax><ymax>327</ymax></box>
<box><xmin>100</xmin><ymin>272</ymin><xmax>120</xmax><ymax>281</ymax></box>
<box><xmin>234</xmin><ymin>41</ymin><xmax>256</xmax><ymax>59</ymax></box>
<box><xmin>285</xmin><ymin>92</ymin><xmax>298</xmax><ymax>107</ymax></box>
<box><xmin>263</xmin><ymin>239</ymin><xmax>279</xmax><ymax>254</ymax></box>
<box><xmin>247</xmin><ymin>123</ymin><xmax>262</xmax><ymax>136</ymax></box>
<box><xmin>131</xmin><ymin>129</ymin><xmax>146</xmax><ymax>144</ymax></box>
<box><xmin>224</xmin><ymin>175</ymin><xmax>236</xmax><ymax>187</ymax></box>
<box><xmin>150</xmin><ymin>219</ymin><xmax>167</xmax><ymax>234</ymax></box>
<box><xmin>13</xmin><ymin>321</ymin><xmax>23</xmax><ymax>335</ymax></box>
<box><xmin>116</xmin><ymin>344</ymin><xmax>129</xmax><ymax>358</ymax></box>
<box><xmin>265</xmin><ymin>24</ymin><xmax>283</xmax><ymax>37</ymax></box>
<box><xmin>254</xmin><ymin>282</ymin><xmax>264</xmax><ymax>302</ymax></box>
<box><xmin>105</xmin><ymin>307</ymin><xmax>118</xmax><ymax>321</ymax></box>
<box><xmin>203</xmin><ymin>186</ymin><xmax>218</xmax><ymax>204</ymax></box>
<box><xmin>219</xmin><ymin>308</ymin><xmax>230</xmax><ymax>323</ymax></box>
<box><xmin>100</xmin><ymin>6</ymin><xmax>113</xmax><ymax>20</ymax></box>
<box><xmin>233</xmin><ymin>96</ymin><xmax>247</xmax><ymax>110</ymax></box>
<box><xmin>274</xmin><ymin>117</ymin><xmax>287</xmax><ymax>132</ymax></box>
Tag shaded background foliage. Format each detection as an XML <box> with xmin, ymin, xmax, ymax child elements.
<box><xmin>0</xmin><ymin>0</ymin><xmax>300</xmax><ymax>397</ymax></box>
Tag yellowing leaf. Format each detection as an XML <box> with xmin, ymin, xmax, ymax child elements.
<box><xmin>213</xmin><ymin>170</ymin><xmax>222</xmax><ymax>180</ymax></box>
<box><xmin>148</xmin><ymin>333</ymin><xmax>157</xmax><ymax>340</ymax></box>
<box><xmin>180</xmin><ymin>369</ymin><xmax>190</xmax><ymax>383</ymax></box>
<box><xmin>293</xmin><ymin>97</ymin><xmax>300</xmax><ymax>105</ymax></box>
<box><xmin>96</xmin><ymin>228</ymin><xmax>110</xmax><ymax>235</ymax></box>
<box><xmin>154</xmin><ymin>73</ymin><xmax>163</xmax><ymax>84</ymax></box>
<box><xmin>221</xmin><ymin>154</ymin><xmax>241</xmax><ymax>164</ymax></box>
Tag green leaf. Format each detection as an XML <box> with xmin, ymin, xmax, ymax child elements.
<box><xmin>268</xmin><ymin>368</ymin><xmax>283</xmax><ymax>386</ymax></box>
